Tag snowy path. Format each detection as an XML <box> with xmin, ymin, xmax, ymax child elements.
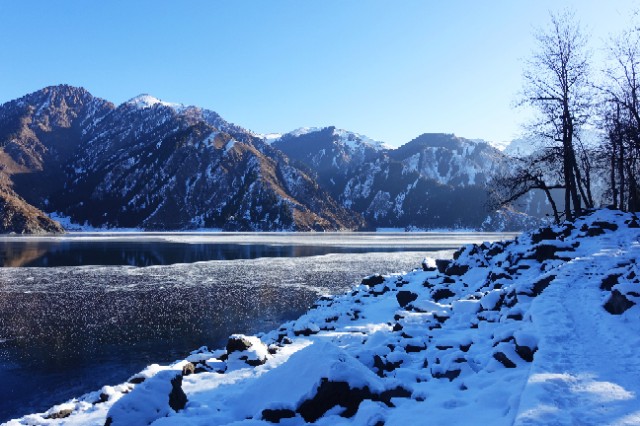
<box><xmin>515</xmin><ymin>244</ymin><xmax>640</xmax><ymax>425</ymax></box>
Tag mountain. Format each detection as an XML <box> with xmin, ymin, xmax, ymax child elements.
<box><xmin>0</xmin><ymin>86</ymin><xmax>361</xmax><ymax>231</ymax></box>
<box><xmin>274</xmin><ymin>130</ymin><xmax>514</xmax><ymax>230</ymax></box>
<box><xmin>0</xmin><ymin>85</ymin><xmax>551</xmax><ymax>233</ymax></box>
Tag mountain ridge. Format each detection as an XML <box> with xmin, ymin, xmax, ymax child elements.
<box><xmin>0</xmin><ymin>85</ymin><xmax>547</xmax><ymax>233</ymax></box>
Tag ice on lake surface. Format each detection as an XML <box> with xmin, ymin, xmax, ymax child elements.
<box><xmin>0</xmin><ymin>233</ymin><xmax>514</xmax><ymax>422</ymax></box>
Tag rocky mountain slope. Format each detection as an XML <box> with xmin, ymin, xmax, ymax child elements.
<box><xmin>9</xmin><ymin>208</ymin><xmax>640</xmax><ymax>424</ymax></box>
<box><xmin>274</xmin><ymin>129</ymin><xmax>513</xmax><ymax>229</ymax></box>
<box><xmin>0</xmin><ymin>86</ymin><xmax>361</xmax><ymax>231</ymax></box>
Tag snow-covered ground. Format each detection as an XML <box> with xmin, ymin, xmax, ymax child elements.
<box><xmin>6</xmin><ymin>209</ymin><xmax>640</xmax><ymax>425</ymax></box>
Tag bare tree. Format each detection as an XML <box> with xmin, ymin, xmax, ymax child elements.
<box><xmin>600</xmin><ymin>19</ymin><xmax>640</xmax><ymax>211</ymax></box>
<box><xmin>520</xmin><ymin>10</ymin><xmax>593</xmax><ymax>221</ymax></box>
<box><xmin>489</xmin><ymin>149</ymin><xmax>563</xmax><ymax>224</ymax></box>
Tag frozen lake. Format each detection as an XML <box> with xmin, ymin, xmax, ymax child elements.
<box><xmin>0</xmin><ymin>232</ymin><xmax>515</xmax><ymax>422</ymax></box>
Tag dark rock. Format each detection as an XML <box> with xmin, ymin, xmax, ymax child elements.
<box><xmin>586</xmin><ymin>227</ymin><xmax>605</xmax><ymax>237</ymax></box>
<box><xmin>445</xmin><ymin>264</ymin><xmax>470</xmax><ymax>276</ymax></box>
<box><xmin>373</xmin><ymin>355</ymin><xmax>402</xmax><ymax>376</ymax></box>
<box><xmin>493</xmin><ymin>352</ymin><xmax>516</xmax><ymax>368</ymax></box>
<box><xmin>46</xmin><ymin>408</ymin><xmax>73</xmax><ymax>419</ymax></box>
<box><xmin>404</xmin><ymin>344</ymin><xmax>427</xmax><ymax>353</ymax></box>
<box><xmin>436</xmin><ymin>345</ymin><xmax>453</xmax><ymax>350</ymax></box>
<box><xmin>442</xmin><ymin>276</ymin><xmax>456</xmax><ymax>284</ymax></box>
<box><xmin>379</xmin><ymin>386</ymin><xmax>412</xmax><ymax>403</ymax></box>
<box><xmin>600</xmin><ymin>274</ymin><xmax>621</xmax><ymax>291</ymax></box>
<box><xmin>245</xmin><ymin>357</ymin><xmax>268</xmax><ymax>367</ymax></box>
<box><xmin>433</xmin><ymin>313</ymin><xmax>449</xmax><ymax>324</ymax></box>
<box><xmin>628</xmin><ymin>218</ymin><xmax>640</xmax><ymax>228</ymax></box>
<box><xmin>515</xmin><ymin>344</ymin><xmax>537</xmax><ymax>362</ymax></box>
<box><xmin>392</xmin><ymin>323</ymin><xmax>403</xmax><ymax>332</ymax></box>
<box><xmin>507</xmin><ymin>313</ymin><xmax>523</xmax><ymax>321</ymax></box>
<box><xmin>370</xmin><ymin>286</ymin><xmax>391</xmax><ymax>296</ymax></box>
<box><xmin>530</xmin><ymin>245</ymin><xmax>570</xmax><ymax>262</ymax></box>
<box><xmin>168</xmin><ymin>374</ymin><xmax>188</xmax><ymax>412</ymax></box>
<box><xmin>531</xmin><ymin>275</ymin><xmax>555</xmax><ymax>296</ymax></box>
<box><xmin>128</xmin><ymin>376</ymin><xmax>146</xmax><ymax>384</ymax></box>
<box><xmin>489</xmin><ymin>272</ymin><xmax>512</xmax><ymax>282</ymax></box>
<box><xmin>226</xmin><ymin>335</ymin><xmax>254</xmax><ymax>354</ymax></box>
<box><xmin>486</xmin><ymin>242</ymin><xmax>505</xmax><ymax>258</ymax></box>
<box><xmin>297</xmin><ymin>380</ymin><xmax>373</xmax><ymax>422</ymax></box>
<box><xmin>432</xmin><ymin>369</ymin><xmax>461</xmax><ymax>381</ymax></box>
<box><xmin>436</xmin><ymin>259</ymin><xmax>451</xmax><ymax>273</ymax></box>
<box><xmin>592</xmin><ymin>221</ymin><xmax>618</xmax><ymax>231</ymax></box>
<box><xmin>432</xmin><ymin>288</ymin><xmax>456</xmax><ymax>302</ymax></box>
<box><xmin>361</xmin><ymin>275</ymin><xmax>385</xmax><ymax>286</ymax></box>
<box><xmin>262</xmin><ymin>408</ymin><xmax>297</xmax><ymax>423</ymax></box>
<box><xmin>604</xmin><ymin>290</ymin><xmax>635</xmax><ymax>315</ymax></box>
<box><xmin>459</xmin><ymin>343</ymin><xmax>471</xmax><ymax>352</ymax></box>
<box><xmin>396</xmin><ymin>291</ymin><xmax>418</xmax><ymax>308</ymax></box>
<box><xmin>531</xmin><ymin>227</ymin><xmax>558</xmax><ymax>244</ymax></box>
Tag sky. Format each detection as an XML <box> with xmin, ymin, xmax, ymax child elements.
<box><xmin>0</xmin><ymin>1</ymin><xmax>638</xmax><ymax>147</ymax></box>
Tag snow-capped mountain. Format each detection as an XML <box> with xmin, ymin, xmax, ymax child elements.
<box><xmin>0</xmin><ymin>86</ymin><xmax>361</xmax><ymax>231</ymax></box>
<box><xmin>0</xmin><ymin>85</ymin><xmax>552</xmax><ymax>232</ymax></box>
<box><xmin>273</xmin><ymin>130</ymin><xmax>515</xmax><ymax>230</ymax></box>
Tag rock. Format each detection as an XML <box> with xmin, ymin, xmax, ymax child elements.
<box><xmin>297</xmin><ymin>380</ymin><xmax>375</xmax><ymax>422</ymax></box>
<box><xmin>435</xmin><ymin>259</ymin><xmax>451</xmax><ymax>273</ymax></box>
<box><xmin>459</xmin><ymin>343</ymin><xmax>472</xmax><ymax>352</ymax></box>
<box><xmin>432</xmin><ymin>288</ymin><xmax>456</xmax><ymax>302</ymax></box>
<box><xmin>404</xmin><ymin>344</ymin><xmax>427</xmax><ymax>353</ymax></box>
<box><xmin>604</xmin><ymin>290</ymin><xmax>635</xmax><ymax>315</ymax></box>
<box><xmin>181</xmin><ymin>362</ymin><xmax>196</xmax><ymax>376</ymax></box>
<box><xmin>226</xmin><ymin>335</ymin><xmax>254</xmax><ymax>354</ymax></box>
<box><xmin>396</xmin><ymin>291</ymin><xmax>418</xmax><ymax>308</ymax></box>
<box><xmin>432</xmin><ymin>369</ymin><xmax>461</xmax><ymax>381</ymax></box>
<box><xmin>592</xmin><ymin>221</ymin><xmax>618</xmax><ymax>231</ymax></box>
<box><xmin>515</xmin><ymin>343</ymin><xmax>537</xmax><ymax>362</ymax></box>
<box><xmin>600</xmin><ymin>274</ymin><xmax>621</xmax><ymax>291</ymax></box>
<box><xmin>531</xmin><ymin>275</ymin><xmax>555</xmax><ymax>296</ymax></box>
<box><xmin>489</xmin><ymin>272</ymin><xmax>512</xmax><ymax>282</ymax></box>
<box><xmin>445</xmin><ymin>264</ymin><xmax>470</xmax><ymax>276</ymax></box>
<box><xmin>168</xmin><ymin>375</ymin><xmax>188</xmax><ymax>411</ymax></box>
<box><xmin>421</xmin><ymin>257</ymin><xmax>437</xmax><ymax>271</ymax></box>
<box><xmin>529</xmin><ymin>245</ymin><xmax>570</xmax><ymax>262</ymax></box>
<box><xmin>262</xmin><ymin>408</ymin><xmax>297</xmax><ymax>423</ymax></box>
<box><xmin>493</xmin><ymin>352</ymin><xmax>516</xmax><ymax>368</ymax></box>
<box><xmin>46</xmin><ymin>408</ymin><xmax>73</xmax><ymax>419</ymax></box>
<box><xmin>373</xmin><ymin>355</ymin><xmax>402</xmax><ymax>376</ymax></box>
<box><xmin>106</xmin><ymin>369</ymin><xmax>187</xmax><ymax>426</ymax></box>
<box><xmin>531</xmin><ymin>227</ymin><xmax>558</xmax><ymax>244</ymax></box>
<box><xmin>361</xmin><ymin>275</ymin><xmax>385</xmax><ymax>286</ymax></box>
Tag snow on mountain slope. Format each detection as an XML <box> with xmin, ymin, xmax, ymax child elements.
<box><xmin>125</xmin><ymin>94</ymin><xmax>185</xmax><ymax>111</ymax></box>
<box><xmin>10</xmin><ymin>209</ymin><xmax>640</xmax><ymax>425</ymax></box>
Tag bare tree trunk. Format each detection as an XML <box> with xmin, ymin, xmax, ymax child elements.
<box><xmin>611</xmin><ymin>135</ymin><xmax>618</xmax><ymax>209</ymax></box>
<box><xmin>541</xmin><ymin>185</ymin><xmax>561</xmax><ymax>223</ymax></box>
<box><xmin>619</xmin><ymin>142</ymin><xmax>626</xmax><ymax>210</ymax></box>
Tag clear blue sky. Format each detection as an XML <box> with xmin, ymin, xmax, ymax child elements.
<box><xmin>0</xmin><ymin>0</ymin><xmax>637</xmax><ymax>147</ymax></box>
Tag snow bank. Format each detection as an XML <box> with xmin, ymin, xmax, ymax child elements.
<box><xmin>7</xmin><ymin>209</ymin><xmax>640</xmax><ymax>426</ymax></box>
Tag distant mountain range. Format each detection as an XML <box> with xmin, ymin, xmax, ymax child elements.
<box><xmin>0</xmin><ymin>85</ymin><xmax>549</xmax><ymax>233</ymax></box>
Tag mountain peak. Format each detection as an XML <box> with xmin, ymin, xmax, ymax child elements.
<box><xmin>125</xmin><ymin>94</ymin><xmax>184</xmax><ymax>111</ymax></box>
